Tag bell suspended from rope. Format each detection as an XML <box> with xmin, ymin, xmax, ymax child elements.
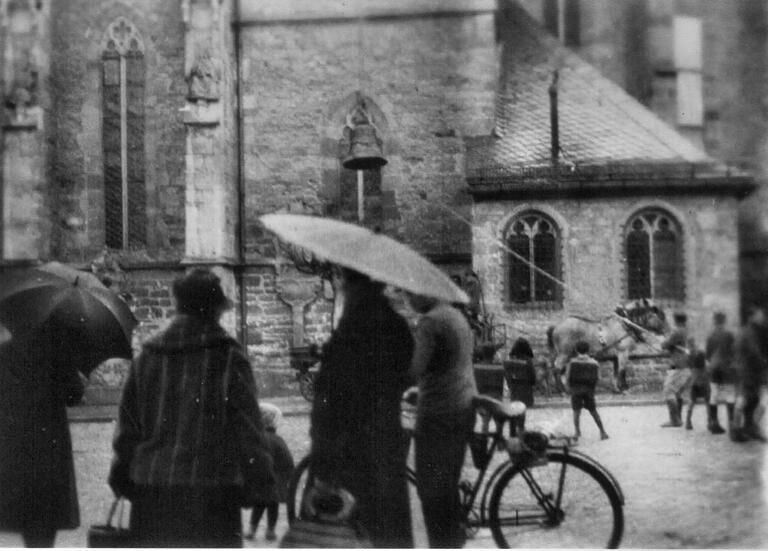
<box><xmin>342</xmin><ymin>101</ymin><xmax>388</xmax><ymax>170</ymax></box>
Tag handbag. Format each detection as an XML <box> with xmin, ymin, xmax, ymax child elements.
<box><xmin>87</xmin><ymin>498</ymin><xmax>136</xmax><ymax>548</ymax></box>
<box><xmin>280</xmin><ymin>479</ymin><xmax>372</xmax><ymax>548</ymax></box>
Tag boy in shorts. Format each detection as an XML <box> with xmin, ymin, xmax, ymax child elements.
<box><xmin>705</xmin><ymin>311</ymin><xmax>736</xmax><ymax>434</ymax></box>
<box><xmin>565</xmin><ymin>341</ymin><xmax>609</xmax><ymax>440</ymax></box>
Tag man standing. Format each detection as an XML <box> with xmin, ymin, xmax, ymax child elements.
<box><xmin>660</xmin><ymin>312</ymin><xmax>692</xmax><ymax>428</ymax></box>
<box><xmin>733</xmin><ymin>305</ymin><xmax>768</xmax><ymax>442</ymax></box>
<box><xmin>705</xmin><ymin>312</ymin><xmax>737</xmax><ymax>434</ymax></box>
<box><xmin>407</xmin><ymin>293</ymin><xmax>477</xmax><ymax>548</ymax></box>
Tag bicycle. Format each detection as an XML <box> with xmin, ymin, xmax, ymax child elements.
<box><xmin>287</xmin><ymin>394</ymin><xmax>624</xmax><ymax>548</ymax></box>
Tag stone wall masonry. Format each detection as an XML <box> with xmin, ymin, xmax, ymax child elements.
<box><xmin>473</xmin><ymin>193</ymin><xmax>741</xmax><ymax>361</ymax></box>
<box><xmin>240</xmin><ymin>12</ymin><xmax>497</xmax><ymax>259</ymax></box>
<box><xmin>2</xmin><ymin>130</ymin><xmax>48</xmax><ymax>258</ymax></box>
<box><xmin>49</xmin><ymin>0</ymin><xmax>187</xmax><ymax>262</ymax></box>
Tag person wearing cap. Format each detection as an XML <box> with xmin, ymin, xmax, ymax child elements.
<box><xmin>109</xmin><ymin>268</ymin><xmax>275</xmax><ymax>547</ymax></box>
<box><xmin>705</xmin><ymin>311</ymin><xmax>737</xmax><ymax>434</ymax></box>
<box><xmin>660</xmin><ymin>312</ymin><xmax>692</xmax><ymax>428</ymax></box>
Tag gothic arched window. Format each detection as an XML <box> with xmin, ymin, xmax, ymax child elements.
<box><xmin>625</xmin><ymin>209</ymin><xmax>684</xmax><ymax>301</ymax></box>
<box><xmin>506</xmin><ymin>212</ymin><xmax>562</xmax><ymax>305</ymax></box>
<box><xmin>102</xmin><ymin>18</ymin><xmax>146</xmax><ymax>249</ymax></box>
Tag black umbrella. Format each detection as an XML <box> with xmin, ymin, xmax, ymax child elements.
<box><xmin>0</xmin><ymin>261</ymin><xmax>137</xmax><ymax>375</ymax></box>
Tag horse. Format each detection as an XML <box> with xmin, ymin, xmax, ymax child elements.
<box><xmin>547</xmin><ymin>299</ymin><xmax>668</xmax><ymax>392</ymax></box>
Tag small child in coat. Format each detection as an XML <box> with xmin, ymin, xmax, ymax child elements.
<box><xmin>503</xmin><ymin>337</ymin><xmax>537</xmax><ymax>436</ymax></box>
<box><xmin>565</xmin><ymin>341</ymin><xmax>609</xmax><ymax>440</ymax></box>
<box><xmin>245</xmin><ymin>403</ymin><xmax>295</xmax><ymax>542</ymax></box>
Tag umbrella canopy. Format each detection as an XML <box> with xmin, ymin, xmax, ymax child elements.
<box><xmin>260</xmin><ymin>213</ymin><xmax>469</xmax><ymax>304</ymax></box>
<box><xmin>0</xmin><ymin>261</ymin><xmax>137</xmax><ymax>375</ymax></box>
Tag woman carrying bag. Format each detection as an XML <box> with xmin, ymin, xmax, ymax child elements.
<box><xmin>108</xmin><ymin>269</ymin><xmax>275</xmax><ymax>547</ymax></box>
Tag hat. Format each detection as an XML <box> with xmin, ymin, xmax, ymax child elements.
<box><xmin>259</xmin><ymin>402</ymin><xmax>283</xmax><ymax>431</ymax></box>
<box><xmin>173</xmin><ymin>268</ymin><xmax>233</xmax><ymax>319</ymax></box>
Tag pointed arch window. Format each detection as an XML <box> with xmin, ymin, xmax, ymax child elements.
<box><xmin>506</xmin><ymin>212</ymin><xmax>562</xmax><ymax>305</ymax></box>
<box><xmin>102</xmin><ymin>18</ymin><xmax>146</xmax><ymax>249</ymax></box>
<box><xmin>625</xmin><ymin>209</ymin><xmax>684</xmax><ymax>301</ymax></box>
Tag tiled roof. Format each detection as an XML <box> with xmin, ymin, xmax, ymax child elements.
<box><xmin>466</xmin><ymin>1</ymin><xmax>746</xmax><ymax>187</ymax></box>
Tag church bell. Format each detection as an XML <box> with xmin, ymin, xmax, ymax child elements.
<box><xmin>342</xmin><ymin>101</ymin><xmax>388</xmax><ymax>170</ymax></box>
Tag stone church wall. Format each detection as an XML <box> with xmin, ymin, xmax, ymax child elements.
<box><xmin>473</xmin><ymin>193</ymin><xmax>741</xmax><ymax>363</ymax></box>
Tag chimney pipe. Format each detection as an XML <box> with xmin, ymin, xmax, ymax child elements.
<box><xmin>549</xmin><ymin>70</ymin><xmax>559</xmax><ymax>164</ymax></box>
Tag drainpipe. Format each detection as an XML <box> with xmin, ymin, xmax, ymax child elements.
<box><xmin>549</xmin><ymin>70</ymin><xmax>559</xmax><ymax>164</ymax></box>
<box><xmin>233</xmin><ymin>0</ymin><xmax>248</xmax><ymax>346</ymax></box>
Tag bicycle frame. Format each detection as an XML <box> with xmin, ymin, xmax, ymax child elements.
<box><xmin>460</xmin><ymin>426</ymin><xmax>625</xmax><ymax>534</ymax></box>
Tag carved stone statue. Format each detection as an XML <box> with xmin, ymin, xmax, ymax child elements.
<box><xmin>186</xmin><ymin>50</ymin><xmax>220</xmax><ymax>102</ymax></box>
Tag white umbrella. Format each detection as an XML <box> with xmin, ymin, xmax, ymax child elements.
<box><xmin>260</xmin><ymin>213</ymin><xmax>469</xmax><ymax>305</ymax></box>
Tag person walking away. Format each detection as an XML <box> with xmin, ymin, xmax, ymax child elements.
<box><xmin>732</xmin><ymin>305</ymin><xmax>768</xmax><ymax>442</ymax></box>
<box><xmin>504</xmin><ymin>337</ymin><xmax>536</xmax><ymax>435</ymax></box>
<box><xmin>308</xmin><ymin>267</ymin><xmax>414</xmax><ymax>548</ymax></box>
<box><xmin>660</xmin><ymin>312</ymin><xmax>692</xmax><ymax>428</ymax></box>
<box><xmin>109</xmin><ymin>269</ymin><xmax>275</xmax><ymax>547</ymax></box>
<box><xmin>565</xmin><ymin>341</ymin><xmax>609</xmax><ymax>440</ymax></box>
<box><xmin>245</xmin><ymin>403</ymin><xmax>294</xmax><ymax>542</ymax></box>
<box><xmin>685</xmin><ymin>340</ymin><xmax>709</xmax><ymax>430</ymax></box>
<box><xmin>0</xmin><ymin>326</ymin><xmax>84</xmax><ymax>547</ymax></box>
<box><xmin>705</xmin><ymin>312</ymin><xmax>736</xmax><ymax>434</ymax></box>
<box><xmin>407</xmin><ymin>292</ymin><xmax>477</xmax><ymax>549</ymax></box>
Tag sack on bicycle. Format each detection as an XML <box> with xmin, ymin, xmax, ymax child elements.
<box><xmin>280</xmin><ymin>478</ymin><xmax>372</xmax><ymax>548</ymax></box>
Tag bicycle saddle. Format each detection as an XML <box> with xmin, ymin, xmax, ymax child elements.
<box><xmin>472</xmin><ymin>394</ymin><xmax>526</xmax><ymax>420</ymax></box>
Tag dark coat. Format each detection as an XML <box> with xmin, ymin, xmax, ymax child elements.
<box><xmin>0</xmin><ymin>330</ymin><xmax>84</xmax><ymax>533</ymax></box>
<box><xmin>310</xmin><ymin>289</ymin><xmax>414</xmax><ymax>548</ymax></box>
<box><xmin>263</xmin><ymin>429</ymin><xmax>294</xmax><ymax>504</ymax></box>
<box><xmin>735</xmin><ymin>322</ymin><xmax>768</xmax><ymax>389</ymax></box>
<box><xmin>504</xmin><ymin>357</ymin><xmax>536</xmax><ymax>407</ymax></box>
<box><xmin>110</xmin><ymin>315</ymin><xmax>275</xmax><ymax>503</ymax></box>
<box><xmin>705</xmin><ymin>326</ymin><xmax>737</xmax><ymax>384</ymax></box>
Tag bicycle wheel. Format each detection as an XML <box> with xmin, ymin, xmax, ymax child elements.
<box><xmin>488</xmin><ymin>451</ymin><xmax>623</xmax><ymax>548</ymax></box>
<box><xmin>286</xmin><ymin>455</ymin><xmax>312</xmax><ymax>524</ymax></box>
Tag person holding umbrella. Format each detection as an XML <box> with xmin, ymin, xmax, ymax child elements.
<box><xmin>0</xmin><ymin>326</ymin><xmax>85</xmax><ymax>547</ymax></box>
<box><xmin>0</xmin><ymin>262</ymin><xmax>137</xmax><ymax>548</ymax></box>
<box><xmin>108</xmin><ymin>268</ymin><xmax>276</xmax><ymax>547</ymax></box>
<box><xmin>259</xmin><ymin>214</ymin><xmax>469</xmax><ymax>548</ymax></box>
<box><xmin>308</xmin><ymin>266</ymin><xmax>415</xmax><ymax>547</ymax></box>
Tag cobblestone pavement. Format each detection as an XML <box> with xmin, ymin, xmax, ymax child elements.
<box><xmin>0</xmin><ymin>402</ymin><xmax>765</xmax><ymax>548</ymax></box>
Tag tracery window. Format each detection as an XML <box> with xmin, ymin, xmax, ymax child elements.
<box><xmin>102</xmin><ymin>18</ymin><xmax>146</xmax><ymax>249</ymax></box>
<box><xmin>506</xmin><ymin>212</ymin><xmax>562</xmax><ymax>305</ymax></box>
<box><xmin>626</xmin><ymin>209</ymin><xmax>684</xmax><ymax>301</ymax></box>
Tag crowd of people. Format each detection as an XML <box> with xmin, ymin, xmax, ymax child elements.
<box><xmin>0</xmin><ymin>264</ymin><xmax>766</xmax><ymax>548</ymax></box>
<box><xmin>0</xmin><ymin>266</ymin><xmax>481</xmax><ymax>548</ymax></box>
<box><xmin>659</xmin><ymin>308</ymin><xmax>767</xmax><ymax>443</ymax></box>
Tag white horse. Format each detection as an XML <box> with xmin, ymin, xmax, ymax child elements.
<box><xmin>547</xmin><ymin>300</ymin><xmax>668</xmax><ymax>392</ymax></box>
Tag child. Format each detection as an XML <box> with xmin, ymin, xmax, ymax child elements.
<box><xmin>685</xmin><ymin>339</ymin><xmax>709</xmax><ymax>430</ymax></box>
<box><xmin>565</xmin><ymin>341</ymin><xmax>609</xmax><ymax>440</ymax></box>
<box><xmin>503</xmin><ymin>337</ymin><xmax>537</xmax><ymax>435</ymax></box>
<box><xmin>245</xmin><ymin>403</ymin><xmax>295</xmax><ymax>542</ymax></box>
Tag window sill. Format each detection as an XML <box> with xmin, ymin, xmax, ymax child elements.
<box><xmin>503</xmin><ymin>300</ymin><xmax>563</xmax><ymax>312</ymax></box>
